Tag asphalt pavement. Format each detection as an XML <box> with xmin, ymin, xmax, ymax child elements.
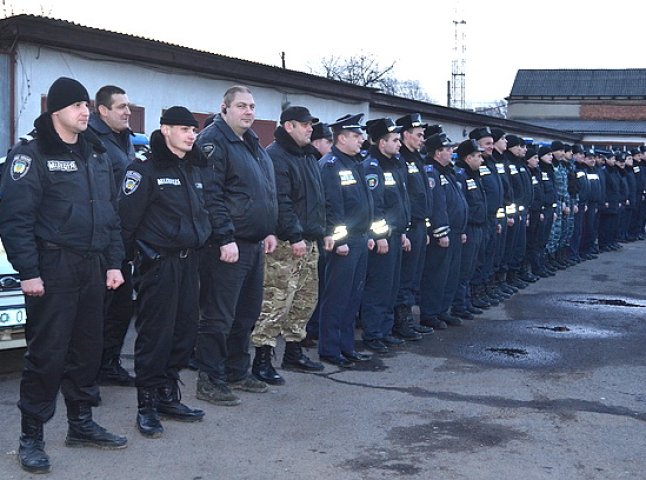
<box><xmin>1</xmin><ymin>242</ymin><xmax>645</xmax><ymax>480</ymax></box>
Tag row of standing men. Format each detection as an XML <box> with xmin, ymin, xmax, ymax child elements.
<box><xmin>2</xmin><ymin>77</ymin><xmax>645</xmax><ymax>474</ymax></box>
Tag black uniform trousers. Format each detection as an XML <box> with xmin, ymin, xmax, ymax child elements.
<box><xmin>318</xmin><ymin>234</ymin><xmax>368</xmax><ymax>358</ymax></box>
<box><xmin>361</xmin><ymin>233</ymin><xmax>403</xmax><ymax>341</ymax></box>
<box><xmin>396</xmin><ymin>219</ymin><xmax>427</xmax><ymax>308</ymax></box>
<box><xmin>20</xmin><ymin>249</ymin><xmax>104</xmax><ymax>423</ymax></box>
<box><xmin>494</xmin><ymin>218</ymin><xmax>508</xmax><ymax>273</ymax></box>
<box><xmin>509</xmin><ymin>212</ymin><xmax>528</xmax><ymax>272</ymax></box>
<box><xmin>580</xmin><ymin>204</ymin><xmax>598</xmax><ymax>255</ymax></box>
<box><xmin>101</xmin><ymin>262</ymin><xmax>134</xmax><ymax>364</ymax></box>
<box><xmin>419</xmin><ymin>232</ymin><xmax>462</xmax><ymax>317</ymax></box>
<box><xmin>196</xmin><ymin>240</ymin><xmax>264</xmax><ymax>383</ymax></box>
<box><xmin>599</xmin><ymin>211</ymin><xmax>619</xmax><ymax>248</ymax></box>
<box><xmin>134</xmin><ymin>251</ymin><xmax>199</xmax><ymax>389</ymax></box>
<box><xmin>473</xmin><ymin>217</ymin><xmax>496</xmax><ymax>285</ymax></box>
<box><xmin>538</xmin><ymin>207</ymin><xmax>555</xmax><ymax>270</ymax></box>
<box><xmin>453</xmin><ymin>224</ymin><xmax>483</xmax><ymax>312</ymax></box>
<box><xmin>526</xmin><ymin>211</ymin><xmax>543</xmax><ymax>272</ymax></box>
<box><xmin>502</xmin><ymin>216</ymin><xmax>520</xmax><ymax>273</ymax></box>
<box><xmin>569</xmin><ymin>204</ymin><xmax>585</xmax><ymax>259</ymax></box>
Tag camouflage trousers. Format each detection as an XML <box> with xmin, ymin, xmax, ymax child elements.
<box><xmin>251</xmin><ymin>240</ymin><xmax>319</xmax><ymax>348</ymax></box>
<box><xmin>560</xmin><ymin>210</ymin><xmax>575</xmax><ymax>248</ymax></box>
<box><xmin>547</xmin><ymin>208</ymin><xmax>562</xmax><ymax>254</ymax></box>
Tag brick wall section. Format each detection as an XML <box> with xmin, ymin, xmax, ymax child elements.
<box><xmin>581</xmin><ymin>104</ymin><xmax>646</xmax><ymax>120</ymax></box>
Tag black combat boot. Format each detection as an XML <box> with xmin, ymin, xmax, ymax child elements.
<box><xmin>252</xmin><ymin>345</ymin><xmax>285</xmax><ymax>384</ymax></box>
<box><xmin>282</xmin><ymin>342</ymin><xmax>325</xmax><ymax>372</ymax></box>
<box><xmin>137</xmin><ymin>388</ymin><xmax>163</xmax><ymax>438</ymax></box>
<box><xmin>97</xmin><ymin>356</ymin><xmax>135</xmax><ymax>387</ymax></box>
<box><xmin>157</xmin><ymin>380</ymin><xmax>205</xmax><ymax>422</ymax></box>
<box><xmin>392</xmin><ymin>305</ymin><xmax>423</xmax><ymax>340</ymax></box>
<box><xmin>18</xmin><ymin>413</ymin><xmax>50</xmax><ymax>474</ymax></box>
<box><xmin>65</xmin><ymin>401</ymin><xmax>127</xmax><ymax>448</ymax></box>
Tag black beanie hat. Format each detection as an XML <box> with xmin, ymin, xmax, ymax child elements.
<box><xmin>160</xmin><ymin>106</ymin><xmax>198</xmax><ymax>127</ymax></box>
<box><xmin>538</xmin><ymin>146</ymin><xmax>552</xmax><ymax>159</ymax></box>
<box><xmin>506</xmin><ymin>135</ymin><xmax>523</xmax><ymax>148</ymax></box>
<box><xmin>46</xmin><ymin>77</ymin><xmax>90</xmax><ymax>113</ymax></box>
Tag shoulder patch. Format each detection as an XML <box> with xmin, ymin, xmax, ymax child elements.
<box><xmin>10</xmin><ymin>154</ymin><xmax>32</xmax><ymax>181</ymax></box>
<box><xmin>122</xmin><ymin>170</ymin><xmax>142</xmax><ymax>195</ymax></box>
<box><xmin>369</xmin><ymin>159</ymin><xmax>379</xmax><ymax>167</ymax></box>
<box><xmin>366</xmin><ymin>173</ymin><xmax>379</xmax><ymax>189</ymax></box>
<box><xmin>200</xmin><ymin>143</ymin><xmax>216</xmax><ymax>158</ymax></box>
<box><xmin>425</xmin><ymin>164</ymin><xmax>434</xmax><ymax>173</ymax></box>
<box><xmin>326</xmin><ymin>156</ymin><xmax>337</xmax><ymax>165</ymax></box>
<box><xmin>456</xmin><ymin>167</ymin><xmax>465</xmax><ymax>175</ymax></box>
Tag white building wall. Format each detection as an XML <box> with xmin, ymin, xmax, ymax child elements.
<box><xmin>11</xmin><ymin>44</ymin><xmax>369</xmax><ymax>140</ymax></box>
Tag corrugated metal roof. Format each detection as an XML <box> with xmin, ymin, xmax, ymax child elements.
<box><xmin>510</xmin><ymin>69</ymin><xmax>646</xmax><ymax>98</ymax></box>
<box><xmin>519</xmin><ymin>119</ymin><xmax>646</xmax><ymax>135</ymax></box>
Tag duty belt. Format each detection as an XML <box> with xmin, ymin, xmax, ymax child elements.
<box><xmin>37</xmin><ymin>239</ymin><xmax>98</xmax><ymax>259</ymax></box>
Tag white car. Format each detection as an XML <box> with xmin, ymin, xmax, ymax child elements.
<box><xmin>0</xmin><ymin>239</ymin><xmax>26</xmax><ymax>349</ymax></box>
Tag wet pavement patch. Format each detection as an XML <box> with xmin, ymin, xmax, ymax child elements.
<box><xmin>526</xmin><ymin>324</ymin><xmax>622</xmax><ymax>339</ymax></box>
<box><xmin>564</xmin><ymin>298</ymin><xmax>645</xmax><ymax>308</ymax></box>
<box><xmin>533</xmin><ymin>326</ymin><xmax>570</xmax><ymax>332</ymax></box>
<box><xmin>459</xmin><ymin>344</ymin><xmax>560</xmax><ymax>368</ymax></box>
<box><xmin>343</xmin><ymin>418</ymin><xmax>526</xmax><ymax>475</ymax></box>
<box><xmin>486</xmin><ymin>347</ymin><xmax>528</xmax><ymax>358</ymax></box>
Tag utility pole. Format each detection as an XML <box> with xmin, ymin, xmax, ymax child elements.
<box><xmin>280</xmin><ymin>51</ymin><xmax>286</xmax><ymax>69</ymax></box>
<box><xmin>450</xmin><ymin>4</ymin><xmax>467</xmax><ymax>110</ymax></box>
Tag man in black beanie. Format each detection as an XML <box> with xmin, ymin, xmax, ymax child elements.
<box><xmin>119</xmin><ymin>106</ymin><xmax>212</xmax><ymax>437</ymax></box>
<box><xmin>0</xmin><ymin>77</ymin><xmax>127</xmax><ymax>473</ymax></box>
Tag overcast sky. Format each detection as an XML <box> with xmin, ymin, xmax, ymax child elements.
<box><xmin>6</xmin><ymin>0</ymin><xmax>645</xmax><ymax>107</ymax></box>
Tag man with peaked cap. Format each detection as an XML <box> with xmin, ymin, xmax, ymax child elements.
<box><xmin>626</xmin><ymin>148</ymin><xmax>642</xmax><ymax>241</ymax></box>
<box><xmin>638</xmin><ymin>146</ymin><xmax>646</xmax><ymax>238</ymax></box>
<box><xmin>303</xmin><ymin>121</ymin><xmax>334</xmax><ymax>348</ymax></box>
<box><xmin>598</xmin><ymin>152</ymin><xmax>623</xmax><ymax>252</ymax></box>
<box><xmin>537</xmin><ymin>145</ymin><xmax>559</xmax><ymax>275</ymax></box>
<box><xmin>317</xmin><ymin>113</ymin><xmax>373</xmax><ymax>368</ymax></box>
<box><xmin>418</xmin><ymin>132</ymin><xmax>468</xmax><ymax>330</ymax></box>
<box><xmin>569</xmin><ymin>145</ymin><xmax>590</xmax><ymax>262</ymax></box>
<box><xmin>394</xmin><ymin>113</ymin><xmax>434</xmax><ymax>335</ymax></box>
<box><xmin>451</xmin><ymin>139</ymin><xmax>487</xmax><ymax>318</ymax></box>
<box><xmin>360</xmin><ymin>117</ymin><xmax>418</xmax><ymax>355</ymax></box>
<box><xmin>504</xmin><ymin>135</ymin><xmax>538</xmax><ymax>285</ymax></box>
<box><xmin>468</xmin><ymin>127</ymin><xmax>506</xmax><ymax>307</ymax></box>
<box><xmin>119</xmin><ymin>106</ymin><xmax>212</xmax><ymax>437</ymax></box>
<box><xmin>250</xmin><ymin>106</ymin><xmax>326</xmax><ymax>386</ymax></box>
<box><xmin>490</xmin><ymin>127</ymin><xmax>519</xmax><ymax>296</ymax></box>
<box><xmin>0</xmin><ymin>77</ymin><xmax>127</xmax><ymax>473</ymax></box>
<box><xmin>310</xmin><ymin>122</ymin><xmax>333</xmax><ymax>159</ymax></box>
<box><xmin>579</xmin><ymin>149</ymin><xmax>602</xmax><ymax>259</ymax></box>
<box><xmin>631</xmin><ymin>148</ymin><xmax>646</xmax><ymax>240</ymax></box>
<box><xmin>546</xmin><ymin>140</ymin><xmax>574</xmax><ymax>270</ymax></box>
<box><xmin>524</xmin><ymin>147</ymin><xmax>549</xmax><ymax>277</ymax></box>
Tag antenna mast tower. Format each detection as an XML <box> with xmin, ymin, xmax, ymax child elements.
<box><xmin>450</xmin><ymin>7</ymin><xmax>467</xmax><ymax>110</ymax></box>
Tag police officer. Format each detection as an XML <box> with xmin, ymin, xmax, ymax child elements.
<box><xmin>538</xmin><ymin>146</ymin><xmax>558</xmax><ymax>274</ymax></box>
<box><xmin>524</xmin><ymin>147</ymin><xmax>548</xmax><ymax>277</ymax></box>
<box><xmin>88</xmin><ymin>85</ymin><xmax>137</xmax><ymax>387</ymax></box>
<box><xmin>394</xmin><ymin>113</ymin><xmax>434</xmax><ymax>335</ymax></box>
<box><xmin>580</xmin><ymin>149</ymin><xmax>603</xmax><ymax>259</ymax></box>
<box><xmin>303</xmin><ymin>121</ymin><xmax>334</xmax><ymax>348</ymax></box>
<box><xmin>418</xmin><ymin>132</ymin><xmax>468</xmax><ymax>329</ymax></box>
<box><xmin>547</xmin><ymin>141</ymin><xmax>571</xmax><ymax>270</ymax></box>
<box><xmin>469</xmin><ymin>127</ymin><xmax>505</xmax><ymax>307</ymax></box>
<box><xmin>505</xmin><ymin>135</ymin><xmax>538</xmax><ymax>284</ymax></box>
<box><xmin>452</xmin><ymin>139</ymin><xmax>487</xmax><ymax>318</ymax></box>
<box><xmin>318</xmin><ymin>113</ymin><xmax>373</xmax><ymax>367</ymax></box>
<box><xmin>119</xmin><ymin>106</ymin><xmax>211</xmax><ymax>437</ymax></box>
<box><xmin>569</xmin><ymin>145</ymin><xmax>590</xmax><ymax>262</ymax></box>
<box><xmin>361</xmin><ymin>117</ymin><xmax>419</xmax><ymax>354</ymax></box>
<box><xmin>250</xmin><ymin>106</ymin><xmax>327</xmax><ymax>385</ymax></box>
<box><xmin>599</xmin><ymin>152</ymin><xmax>622</xmax><ymax>251</ymax></box>
<box><xmin>194</xmin><ymin>86</ymin><xmax>278</xmax><ymax>406</ymax></box>
<box><xmin>0</xmin><ymin>77</ymin><xmax>127</xmax><ymax>473</ymax></box>
<box><xmin>490</xmin><ymin>128</ymin><xmax>518</xmax><ymax>295</ymax></box>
